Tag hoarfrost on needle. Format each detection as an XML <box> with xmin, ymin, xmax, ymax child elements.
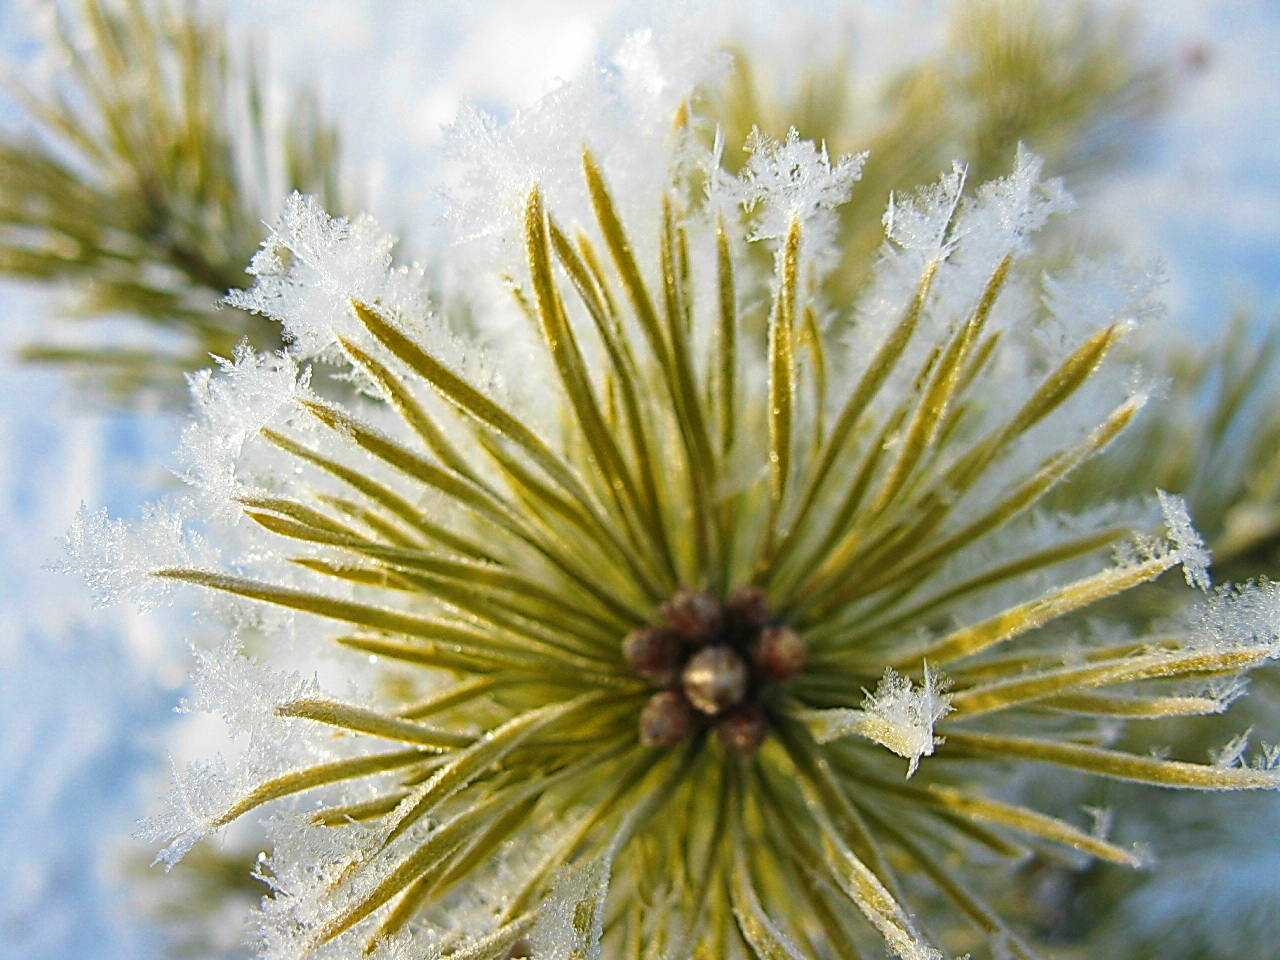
<box><xmin>712</xmin><ymin>126</ymin><xmax>866</xmax><ymax>255</ymax></box>
<box><xmin>443</xmin><ymin>26</ymin><xmax>724</xmax><ymax>254</ymax></box>
<box><xmin>138</xmin><ymin>640</ymin><xmax>363</xmax><ymax>870</ymax></box>
<box><xmin>1158</xmin><ymin>488</ymin><xmax>1212</xmax><ymax>591</ymax></box>
<box><xmin>179</xmin><ymin>344</ymin><xmax>310</xmax><ymax>513</ymax></box>
<box><xmin>813</xmin><ymin>665</ymin><xmax>955</xmax><ymax>777</ymax></box>
<box><xmin>55</xmin><ymin>499</ymin><xmax>216</xmax><ymax>609</ymax></box>
<box><xmin>225</xmin><ymin>192</ymin><xmax>430</xmax><ymax>361</ymax></box>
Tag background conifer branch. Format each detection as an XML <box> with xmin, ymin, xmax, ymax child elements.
<box><xmin>704</xmin><ymin>0</ymin><xmax>1165</xmax><ymax>304</ymax></box>
<box><xmin>0</xmin><ymin>0</ymin><xmax>347</xmax><ymax>401</ymax></box>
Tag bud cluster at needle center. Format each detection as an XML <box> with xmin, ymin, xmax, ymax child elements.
<box><xmin>625</xmin><ymin>586</ymin><xmax>806</xmax><ymax>754</ymax></box>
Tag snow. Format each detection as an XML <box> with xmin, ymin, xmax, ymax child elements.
<box><xmin>139</xmin><ymin>639</ymin><xmax>368</xmax><ymax>870</ymax></box>
<box><xmin>179</xmin><ymin>346</ymin><xmax>312</xmax><ymax>513</ymax></box>
<box><xmin>529</xmin><ymin>855</ymin><xmax>611</xmax><ymax>960</ymax></box>
<box><xmin>441</xmin><ymin>25</ymin><xmax>726</xmax><ymax>259</ymax></box>
<box><xmin>55</xmin><ymin>500</ymin><xmax>218</xmax><ymax>610</ymax></box>
<box><xmin>1184</xmin><ymin>577</ymin><xmax>1280</xmax><ymax>655</ymax></box>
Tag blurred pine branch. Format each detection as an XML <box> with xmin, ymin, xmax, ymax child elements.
<box><xmin>704</xmin><ymin>0</ymin><xmax>1165</xmax><ymax>303</ymax></box>
<box><xmin>0</xmin><ymin>0</ymin><xmax>346</xmax><ymax>402</ymax></box>
<box><xmin>1078</xmin><ymin>316</ymin><xmax>1280</xmax><ymax>578</ymax></box>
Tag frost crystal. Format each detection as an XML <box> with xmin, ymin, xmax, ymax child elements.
<box><xmin>1212</xmin><ymin>729</ymin><xmax>1254</xmax><ymax>769</ymax></box>
<box><xmin>963</xmin><ymin>143</ymin><xmax>1074</xmax><ymax>260</ymax></box>
<box><xmin>1040</xmin><ymin>254</ymin><xmax>1165</xmax><ymax>357</ymax></box>
<box><xmin>138</xmin><ymin>640</ymin><xmax>341</xmax><ymax>869</ymax></box>
<box><xmin>181</xmin><ymin>639</ymin><xmax>317</xmax><ymax>735</ymax></box>
<box><xmin>1185</xmin><ymin>578</ymin><xmax>1280</xmax><ymax>653</ymax></box>
<box><xmin>715</xmin><ymin>127</ymin><xmax>865</xmax><ymax>253</ymax></box>
<box><xmin>249</xmin><ymin>811</ymin><xmax>392</xmax><ymax>960</ymax></box>
<box><xmin>180</xmin><ymin>345</ymin><xmax>309</xmax><ymax>512</ymax></box>
<box><xmin>226</xmin><ymin>192</ymin><xmax>430</xmax><ymax>361</ymax></box>
<box><xmin>815</xmin><ymin>666</ymin><xmax>955</xmax><ymax>777</ymax></box>
<box><xmin>55</xmin><ymin>499</ymin><xmax>216</xmax><ymax>609</ymax></box>
<box><xmin>530</xmin><ymin>856</ymin><xmax>611</xmax><ymax>960</ymax></box>
<box><xmin>882</xmin><ymin>162</ymin><xmax>967</xmax><ymax>259</ymax></box>
<box><xmin>444</xmin><ymin>27</ymin><xmax>724</xmax><ymax>254</ymax></box>
<box><xmin>1158</xmin><ymin>489</ymin><xmax>1212</xmax><ymax>591</ymax></box>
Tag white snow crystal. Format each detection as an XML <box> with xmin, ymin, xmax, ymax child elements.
<box><xmin>54</xmin><ymin>499</ymin><xmax>217</xmax><ymax>609</ymax></box>
<box><xmin>1212</xmin><ymin>728</ymin><xmax>1254</xmax><ymax>769</ymax></box>
<box><xmin>1040</xmin><ymin>254</ymin><xmax>1165</xmax><ymax>357</ymax></box>
<box><xmin>883</xmin><ymin>162</ymin><xmax>967</xmax><ymax>259</ymax></box>
<box><xmin>1179</xmin><ymin>579</ymin><xmax>1280</xmax><ymax>674</ymax></box>
<box><xmin>813</xmin><ymin>665</ymin><xmax>954</xmax><ymax>777</ymax></box>
<box><xmin>444</xmin><ymin>26</ymin><xmax>725</xmax><ymax>256</ymax></box>
<box><xmin>529</xmin><ymin>855</ymin><xmax>611</xmax><ymax>960</ymax></box>
<box><xmin>138</xmin><ymin>640</ymin><xmax>346</xmax><ymax>869</ymax></box>
<box><xmin>181</xmin><ymin>638</ymin><xmax>318</xmax><ymax>736</ymax></box>
<box><xmin>961</xmin><ymin>143</ymin><xmax>1074</xmax><ymax>262</ymax></box>
<box><xmin>226</xmin><ymin>192</ymin><xmax>431</xmax><ymax>361</ymax></box>
<box><xmin>878</xmin><ymin>145</ymin><xmax>1069</xmax><ymax>286</ymax></box>
<box><xmin>248</xmin><ymin>811</ymin><xmax>390</xmax><ymax>960</ymax></box>
<box><xmin>1158</xmin><ymin>489</ymin><xmax>1213</xmax><ymax>591</ymax></box>
<box><xmin>1194</xmin><ymin>675</ymin><xmax>1251</xmax><ymax>714</ymax></box>
<box><xmin>713</xmin><ymin>127</ymin><xmax>865</xmax><ymax>256</ymax></box>
<box><xmin>179</xmin><ymin>344</ymin><xmax>309</xmax><ymax>512</ymax></box>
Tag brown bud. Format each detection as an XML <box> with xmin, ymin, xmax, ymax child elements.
<box><xmin>506</xmin><ymin>939</ymin><xmax>533</xmax><ymax>959</ymax></box>
<box><xmin>662</xmin><ymin>587</ymin><xmax>722</xmax><ymax>642</ymax></box>
<box><xmin>723</xmin><ymin>585</ymin><xmax>770</xmax><ymax>634</ymax></box>
<box><xmin>622</xmin><ymin>627</ymin><xmax>683</xmax><ymax>686</ymax></box>
<box><xmin>718</xmin><ymin>705</ymin><xmax>768</xmax><ymax>755</ymax></box>
<box><xmin>639</xmin><ymin>691</ymin><xmax>697</xmax><ymax>747</ymax></box>
<box><xmin>681</xmin><ymin>646</ymin><xmax>748</xmax><ymax>715</ymax></box>
<box><xmin>750</xmin><ymin>625</ymin><xmax>806</xmax><ymax>681</ymax></box>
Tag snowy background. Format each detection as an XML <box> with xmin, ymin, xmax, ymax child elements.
<box><xmin>1</xmin><ymin>0</ymin><xmax>1279</xmax><ymax>957</ymax></box>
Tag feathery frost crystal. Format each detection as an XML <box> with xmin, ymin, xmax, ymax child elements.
<box><xmin>63</xmin><ymin>35</ymin><xmax>1280</xmax><ymax>960</ymax></box>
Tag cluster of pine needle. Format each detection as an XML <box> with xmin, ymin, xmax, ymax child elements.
<box><xmin>6</xmin><ymin>1</ymin><xmax>1280</xmax><ymax>958</ymax></box>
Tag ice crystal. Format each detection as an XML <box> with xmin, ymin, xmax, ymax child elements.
<box><xmin>180</xmin><ymin>346</ymin><xmax>311</xmax><ymax>513</ymax></box>
<box><xmin>714</xmin><ymin>127</ymin><xmax>866</xmax><ymax>253</ymax></box>
<box><xmin>882</xmin><ymin>162</ymin><xmax>968</xmax><ymax>260</ymax></box>
<box><xmin>1185</xmin><ymin>578</ymin><xmax>1280</xmax><ymax>654</ymax></box>
<box><xmin>138</xmin><ymin>640</ymin><xmax>329</xmax><ymax>867</ymax></box>
<box><xmin>56</xmin><ymin>500</ymin><xmax>217</xmax><ymax>609</ymax></box>
<box><xmin>1039</xmin><ymin>254</ymin><xmax>1165</xmax><ymax>362</ymax></box>
<box><xmin>225</xmin><ymin>193</ymin><xmax>431</xmax><ymax>363</ymax></box>
<box><xmin>529</xmin><ymin>856</ymin><xmax>611</xmax><ymax>960</ymax></box>
<box><xmin>813</xmin><ymin>666</ymin><xmax>955</xmax><ymax>777</ymax></box>
<box><xmin>1212</xmin><ymin>728</ymin><xmax>1254</xmax><ymax>769</ymax></box>
<box><xmin>1158</xmin><ymin>489</ymin><xmax>1213</xmax><ymax>591</ymax></box>
<box><xmin>442</xmin><ymin>26</ymin><xmax>725</xmax><ymax>256</ymax></box>
<box><xmin>63</xmin><ymin>30</ymin><xmax>1280</xmax><ymax>960</ymax></box>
